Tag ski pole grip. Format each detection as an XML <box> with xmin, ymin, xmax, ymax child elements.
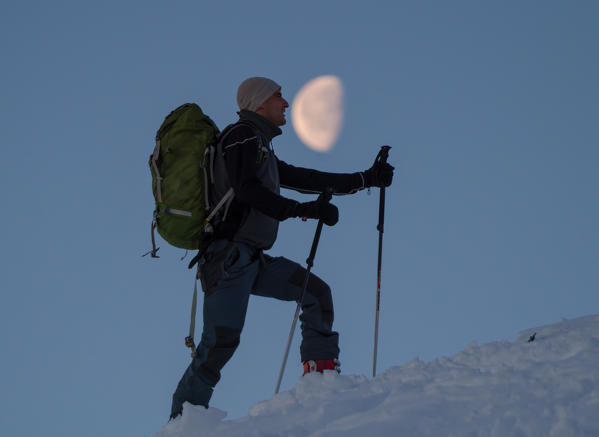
<box><xmin>301</xmin><ymin>188</ymin><xmax>334</xmax><ymax>222</ymax></box>
<box><xmin>379</xmin><ymin>145</ymin><xmax>391</xmax><ymax>163</ymax></box>
<box><xmin>319</xmin><ymin>187</ymin><xmax>334</xmax><ymax>205</ymax></box>
<box><xmin>376</xmin><ymin>146</ymin><xmax>390</xmax><ymax>234</ymax></box>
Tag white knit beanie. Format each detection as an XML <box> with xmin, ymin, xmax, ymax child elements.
<box><xmin>237</xmin><ymin>77</ymin><xmax>281</xmax><ymax>112</ymax></box>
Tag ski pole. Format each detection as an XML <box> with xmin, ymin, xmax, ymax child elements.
<box><xmin>372</xmin><ymin>145</ymin><xmax>391</xmax><ymax>378</ymax></box>
<box><xmin>275</xmin><ymin>188</ymin><xmax>333</xmax><ymax>394</ymax></box>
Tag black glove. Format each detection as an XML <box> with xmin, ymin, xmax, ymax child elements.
<box><xmin>363</xmin><ymin>161</ymin><xmax>394</xmax><ymax>188</ymax></box>
<box><xmin>294</xmin><ymin>200</ymin><xmax>339</xmax><ymax>226</ymax></box>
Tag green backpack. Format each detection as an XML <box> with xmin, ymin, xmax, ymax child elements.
<box><xmin>148</xmin><ymin>103</ymin><xmax>237</xmax><ymax>354</ymax></box>
<box><xmin>148</xmin><ymin>103</ymin><xmax>229</xmax><ymax>257</ymax></box>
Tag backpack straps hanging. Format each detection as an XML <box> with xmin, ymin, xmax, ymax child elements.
<box><xmin>185</xmin><ymin>265</ymin><xmax>200</xmax><ymax>358</ymax></box>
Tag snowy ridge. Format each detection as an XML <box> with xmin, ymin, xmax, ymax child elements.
<box><xmin>155</xmin><ymin>314</ymin><xmax>599</xmax><ymax>437</ymax></box>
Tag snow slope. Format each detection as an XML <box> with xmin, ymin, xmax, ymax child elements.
<box><xmin>155</xmin><ymin>314</ymin><xmax>599</xmax><ymax>437</ymax></box>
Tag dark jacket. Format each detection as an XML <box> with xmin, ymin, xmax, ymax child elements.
<box><xmin>211</xmin><ymin>110</ymin><xmax>365</xmax><ymax>249</ymax></box>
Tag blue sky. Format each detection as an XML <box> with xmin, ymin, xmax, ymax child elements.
<box><xmin>1</xmin><ymin>2</ymin><xmax>598</xmax><ymax>436</ymax></box>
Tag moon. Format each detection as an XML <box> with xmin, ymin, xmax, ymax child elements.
<box><xmin>291</xmin><ymin>75</ymin><xmax>344</xmax><ymax>152</ymax></box>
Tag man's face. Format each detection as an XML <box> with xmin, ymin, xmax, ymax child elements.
<box><xmin>256</xmin><ymin>90</ymin><xmax>289</xmax><ymax>126</ymax></box>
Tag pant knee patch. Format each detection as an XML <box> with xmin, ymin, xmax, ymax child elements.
<box><xmin>197</xmin><ymin>326</ymin><xmax>241</xmax><ymax>386</ymax></box>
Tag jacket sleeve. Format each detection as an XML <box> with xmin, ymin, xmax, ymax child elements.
<box><xmin>222</xmin><ymin>126</ymin><xmax>298</xmax><ymax>221</ymax></box>
<box><xmin>278</xmin><ymin>159</ymin><xmax>366</xmax><ymax>195</ymax></box>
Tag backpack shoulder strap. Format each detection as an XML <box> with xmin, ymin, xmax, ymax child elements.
<box><xmin>217</xmin><ymin>121</ymin><xmax>255</xmax><ymax>147</ymax></box>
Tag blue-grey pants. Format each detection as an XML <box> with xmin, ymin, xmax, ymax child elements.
<box><xmin>171</xmin><ymin>239</ymin><xmax>339</xmax><ymax>417</ymax></box>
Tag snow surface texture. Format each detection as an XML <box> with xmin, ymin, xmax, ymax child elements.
<box><xmin>155</xmin><ymin>314</ymin><xmax>599</xmax><ymax>437</ymax></box>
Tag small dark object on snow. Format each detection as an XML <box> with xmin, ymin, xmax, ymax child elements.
<box><xmin>528</xmin><ymin>332</ymin><xmax>537</xmax><ymax>343</ymax></box>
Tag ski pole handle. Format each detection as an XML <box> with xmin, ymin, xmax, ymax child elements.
<box><xmin>301</xmin><ymin>187</ymin><xmax>333</xmax><ymax>222</ymax></box>
<box><xmin>376</xmin><ymin>146</ymin><xmax>391</xmax><ymax>233</ymax></box>
<box><xmin>375</xmin><ymin>145</ymin><xmax>391</xmax><ymax>163</ymax></box>
<box><xmin>372</xmin><ymin>145</ymin><xmax>391</xmax><ymax>172</ymax></box>
<box><xmin>318</xmin><ymin>186</ymin><xmax>334</xmax><ymax>205</ymax></box>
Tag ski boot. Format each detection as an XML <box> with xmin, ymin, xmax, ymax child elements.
<box><xmin>302</xmin><ymin>358</ymin><xmax>341</xmax><ymax>375</ymax></box>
